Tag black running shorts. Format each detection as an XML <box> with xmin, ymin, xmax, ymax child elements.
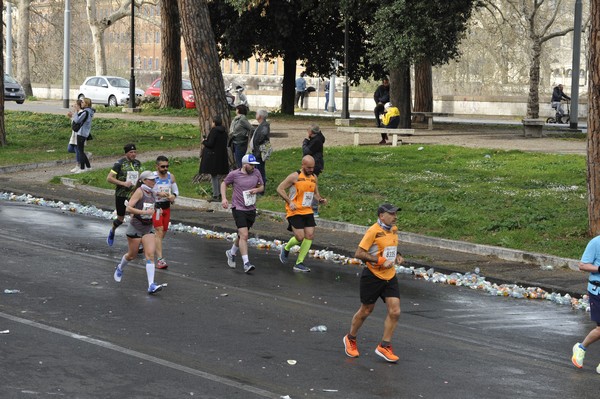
<box><xmin>359</xmin><ymin>267</ymin><xmax>400</xmax><ymax>305</ymax></box>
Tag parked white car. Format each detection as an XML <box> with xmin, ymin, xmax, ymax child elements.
<box><xmin>78</xmin><ymin>76</ymin><xmax>144</xmax><ymax>107</ymax></box>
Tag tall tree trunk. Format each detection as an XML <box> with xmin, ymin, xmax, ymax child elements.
<box><xmin>414</xmin><ymin>59</ymin><xmax>433</xmax><ymax>123</ymax></box>
<box><xmin>0</xmin><ymin>0</ymin><xmax>6</xmax><ymax>147</ymax></box>
<box><xmin>281</xmin><ymin>52</ymin><xmax>297</xmax><ymax>115</ymax></box>
<box><xmin>89</xmin><ymin>24</ymin><xmax>108</xmax><ymax>76</ymax></box>
<box><xmin>587</xmin><ymin>0</ymin><xmax>600</xmax><ymax>236</ymax></box>
<box><xmin>389</xmin><ymin>64</ymin><xmax>411</xmax><ymax>128</ymax></box>
<box><xmin>160</xmin><ymin>0</ymin><xmax>183</xmax><ymax>108</ymax></box>
<box><xmin>177</xmin><ymin>0</ymin><xmax>229</xmax><ymax>135</ymax></box>
<box><xmin>85</xmin><ymin>0</ymin><xmax>134</xmax><ymax>76</ymax></box>
<box><xmin>526</xmin><ymin>40</ymin><xmax>542</xmax><ymax>119</ymax></box>
<box><xmin>16</xmin><ymin>0</ymin><xmax>32</xmax><ymax>96</ymax></box>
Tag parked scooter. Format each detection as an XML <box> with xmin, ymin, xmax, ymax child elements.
<box><xmin>546</xmin><ymin>100</ymin><xmax>570</xmax><ymax>124</ymax></box>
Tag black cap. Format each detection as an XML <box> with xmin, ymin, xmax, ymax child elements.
<box><xmin>124</xmin><ymin>143</ymin><xmax>136</xmax><ymax>153</ymax></box>
<box><xmin>378</xmin><ymin>203</ymin><xmax>399</xmax><ymax>215</ymax></box>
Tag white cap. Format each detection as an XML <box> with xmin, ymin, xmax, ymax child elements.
<box><xmin>242</xmin><ymin>154</ymin><xmax>260</xmax><ymax>165</ymax></box>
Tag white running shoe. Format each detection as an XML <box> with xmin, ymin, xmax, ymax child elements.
<box><xmin>225</xmin><ymin>249</ymin><xmax>236</xmax><ymax>268</ymax></box>
<box><xmin>244</xmin><ymin>263</ymin><xmax>255</xmax><ymax>273</ymax></box>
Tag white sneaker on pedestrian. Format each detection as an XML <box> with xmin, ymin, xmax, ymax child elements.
<box><xmin>70</xmin><ymin>166</ymin><xmax>79</xmax><ymax>173</ymax></box>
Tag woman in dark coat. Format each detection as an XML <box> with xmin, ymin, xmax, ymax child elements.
<box><xmin>200</xmin><ymin>116</ymin><xmax>229</xmax><ymax>201</ymax></box>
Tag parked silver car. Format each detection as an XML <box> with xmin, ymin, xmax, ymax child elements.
<box><xmin>78</xmin><ymin>75</ymin><xmax>144</xmax><ymax>107</ymax></box>
<box><xmin>4</xmin><ymin>74</ymin><xmax>26</xmax><ymax>104</ymax></box>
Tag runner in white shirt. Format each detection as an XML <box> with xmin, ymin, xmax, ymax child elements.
<box><xmin>152</xmin><ymin>155</ymin><xmax>178</xmax><ymax>269</ymax></box>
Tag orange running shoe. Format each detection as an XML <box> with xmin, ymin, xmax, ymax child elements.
<box><xmin>343</xmin><ymin>335</ymin><xmax>359</xmax><ymax>358</ymax></box>
<box><xmin>375</xmin><ymin>344</ymin><xmax>399</xmax><ymax>363</ymax></box>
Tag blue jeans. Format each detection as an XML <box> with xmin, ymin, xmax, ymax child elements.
<box><xmin>233</xmin><ymin>143</ymin><xmax>247</xmax><ymax>169</ymax></box>
<box><xmin>67</xmin><ymin>144</ymin><xmax>81</xmax><ymax>163</ymax></box>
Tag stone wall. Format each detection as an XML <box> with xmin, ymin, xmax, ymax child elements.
<box><xmin>32</xmin><ymin>85</ymin><xmax>588</xmax><ymax>119</ymax></box>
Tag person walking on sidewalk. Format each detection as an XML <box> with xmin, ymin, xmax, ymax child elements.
<box><xmin>66</xmin><ymin>99</ymin><xmax>83</xmax><ymax>173</ymax></box>
<box><xmin>106</xmin><ymin>143</ymin><xmax>142</xmax><ymax>246</ymax></box>
<box><xmin>276</xmin><ymin>155</ymin><xmax>327</xmax><ymax>273</ymax></box>
<box><xmin>221</xmin><ymin>154</ymin><xmax>264</xmax><ymax>274</ymax></box>
<box><xmin>571</xmin><ymin>235</ymin><xmax>600</xmax><ymax>373</ymax></box>
<box><xmin>153</xmin><ymin>155</ymin><xmax>178</xmax><ymax>270</ymax></box>
<box><xmin>302</xmin><ymin>124</ymin><xmax>325</xmax><ymax>217</ymax></box>
<box><xmin>68</xmin><ymin>97</ymin><xmax>94</xmax><ymax>173</ymax></box>
<box><xmin>113</xmin><ymin>171</ymin><xmax>165</xmax><ymax>295</ymax></box>
<box><xmin>343</xmin><ymin>203</ymin><xmax>404</xmax><ymax>363</ymax></box>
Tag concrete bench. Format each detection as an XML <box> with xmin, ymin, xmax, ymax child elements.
<box><xmin>337</xmin><ymin>127</ymin><xmax>414</xmax><ymax>146</ymax></box>
<box><xmin>412</xmin><ymin>112</ymin><xmax>453</xmax><ymax>130</ymax></box>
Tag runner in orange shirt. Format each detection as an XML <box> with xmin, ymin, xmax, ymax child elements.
<box><xmin>343</xmin><ymin>203</ymin><xmax>404</xmax><ymax>363</ymax></box>
<box><xmin>276</xmin><ymin>155</ymin><xmax>327</xmax><ymax>272</ymax></box>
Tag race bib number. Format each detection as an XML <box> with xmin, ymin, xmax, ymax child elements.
<box><xmin>156</xmin><ymin>184</ymin><xmax>171</xmax><ymax>195</ymax></box>
<box><xmin>302</xmin><ymin>192</ymin><xmax>314</xmax><ymax>207</ymax></box>
<box><xmin>126</xmin><ymin>171</ymin><xmax>139</xmax><ymax>185</ymax></box>
<box><xmin>141</xmin><ymin>202</ymin><xmax>154</xmax><ymax>219</ymax></box>
<box><xmin>383</xmin><ymin>246</ymin><xmax>397</xmax><ymax>262</ymax></box>
<box><xmin>243</xmin><ymin>190</ymin><xmax>256</xmax><ymax>206</ymax></box>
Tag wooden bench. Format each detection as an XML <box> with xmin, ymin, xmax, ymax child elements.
<box><xmin>337</xmin><ymin>127</ymin><xmax>414</xmax><ymax>146</ymax></box>
<box><xmin>411</xmin><ymin>112</ymin><xmax>453</xmax><ymax>130</ymax></box>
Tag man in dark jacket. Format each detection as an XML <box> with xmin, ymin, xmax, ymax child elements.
<box><xmin>374</xmin><ymin>78</ymin><xmax>390</xmax><ymax>129</ymax></box>
<box><xmin>551</xmin><ymin>84</ymin><xmax>571</xmax><ymax>123</ymax></box>
<box><xmin>302</xmin><ymin>124</ymin><xmax>325</xmax><ymax>216</ymax></box>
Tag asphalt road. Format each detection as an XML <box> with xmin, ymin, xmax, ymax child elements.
<box><xmin>0</xmin><ymin>201</ymin><xmax>598</xmax><ymax>399</ymax></box>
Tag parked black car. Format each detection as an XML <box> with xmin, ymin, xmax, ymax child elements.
<box><xmin>4</xmin><ymin>74</ymin><xmax>26</xmax><ymax>104</ymax></box>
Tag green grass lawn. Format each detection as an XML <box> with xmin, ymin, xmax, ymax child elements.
<box><xmin>0</xmin><ymin>111</ymin><xmax>590</xmax><ymax>259</ymax></box>
<box><xmin>63</xmin><ymin>144</ymin><xmax>589</xmax><ymax>260</ymax></box>
<box><xmin>0</xmin><ymin>111</ymin><xmax>201</xmax><ymax>166</ymax></box>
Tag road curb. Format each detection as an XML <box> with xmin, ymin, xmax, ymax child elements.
<box><xmin>60</xmin><ymin>178</ymin><xmax>580</xmax><ymax>271</ymax></box>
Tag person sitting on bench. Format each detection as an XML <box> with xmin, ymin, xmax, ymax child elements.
<box><xmin>379</xmin><ymin>102</ymin><xmax>400</xmax><ymax>144</ymax></box>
